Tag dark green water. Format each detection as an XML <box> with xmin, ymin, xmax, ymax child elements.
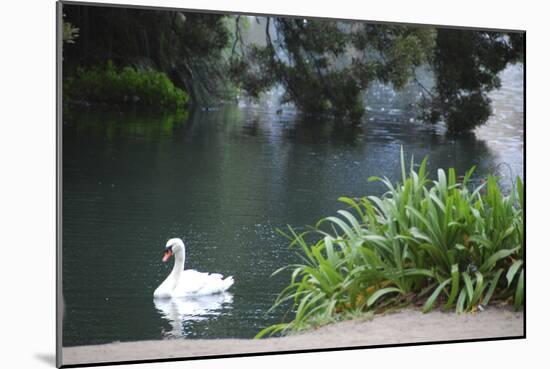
<box><xmin>62</xmin><ymin>65</ymin><xmax>523</xmax><ymax>347</ymax></box>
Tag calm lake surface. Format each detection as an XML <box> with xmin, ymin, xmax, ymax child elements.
<box><xmin>62</xmin><ymin>64</ymin><xmax>523</xmax><ymax>346</ymax></box>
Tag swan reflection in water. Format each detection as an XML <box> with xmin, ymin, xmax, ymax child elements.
<box><xmin>154</xmin><ymin>293</ymin><xmax>233</xmax><ymax>338</ymax></box>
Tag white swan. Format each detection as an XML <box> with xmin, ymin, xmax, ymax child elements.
<box><xmin>153</xmin><ymin>238</ymin><xmax>234</xmax><ymax>298</ymax></box>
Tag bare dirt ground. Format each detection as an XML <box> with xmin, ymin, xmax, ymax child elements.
<box><xmin>62</xmin><ymin>306</ymin><xmax>523</xmax><ymax>366</ymax></box>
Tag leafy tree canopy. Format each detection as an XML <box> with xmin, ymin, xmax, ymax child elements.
<box><xmin>63</xmin><ymin>5</ymin><xmax>524</xmax><ymax>132</ymax></box>
<box><xmin>424</xmin><ymin>29</ymin><xmax>524</xmax><ymax>133</ymax></box>
<box><xmin>230</xmin><ymin>18</ymin><xmax>435</xmax><ymax>122</ymax></box>
<box><xmin>63</xmin><ymin>5</ymin><xmax>233</xmax><ymax>105</ymax></box>
<box><xmin>231</xmin><ymin>17</ymin><xmax>523</xmax><ymax>132</ymax></box>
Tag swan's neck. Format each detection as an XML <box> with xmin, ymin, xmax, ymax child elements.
<box><xmin>169</xmin><ymin>247</ymin><xmax>185</xmax><ymax>286</ymax></box>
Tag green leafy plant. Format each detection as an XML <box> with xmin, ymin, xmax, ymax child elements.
<box><xmin>64</xmin><ymin>61</ymin><xmax>189</xmax><ymax>109</ymax></box>
<box><xmin>257</xmin><ymin>148</ymin><xmax>524</xmax><ymax>338</ymax></box>
<box><xmin>62</xmin><ymin>20</ymin><xmax>79</xmax><ymax>44</ymax></box>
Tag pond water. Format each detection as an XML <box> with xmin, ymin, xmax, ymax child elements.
<box><xmin>62</xmin><ymin>64</ymin><xmax>523</xmax><ymax>346</ymax></box>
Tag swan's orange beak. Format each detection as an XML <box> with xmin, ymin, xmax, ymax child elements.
<box><xmin>162</xmin><ymin>249</ymin><xmax>173</xmax><ymax>263</ymax></box>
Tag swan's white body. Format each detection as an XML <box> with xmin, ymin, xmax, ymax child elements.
<box><xmin>153</xmin><ymin>238</ymin><xmax>234</xmax><ymax>298</ymax></box>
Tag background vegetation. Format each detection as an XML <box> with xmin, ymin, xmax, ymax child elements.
<box><xmin>64</xmin><ymin>61</ymin><xmax>188</xmax><ymax>108</ymax></box>
<box><xmin>62</xmin><ymin>4</ymin><xmax>524</xmax><ymax>132</ymax></box>
<box><xmin>63</xmin><ymin>5</ymin><xmax>234</xmax><ymax>106</ymax></box>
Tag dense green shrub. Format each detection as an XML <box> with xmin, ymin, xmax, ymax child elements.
<box><xmin>64</xmin><ymin>61</ymin><xmax>189</xmax><ymax>109</ymax></box>
<box><xmin>258</xmin><ymin>149</ymin><xmax>524</xmax><ymax>337</ymax></box>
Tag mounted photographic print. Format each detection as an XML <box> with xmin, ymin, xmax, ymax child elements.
<box><xmin>56</xmin><ymin>1</ymin><xmax>525</xmax><ymax>367</ymax></box>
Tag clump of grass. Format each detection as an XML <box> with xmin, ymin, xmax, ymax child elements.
<box><xmin>257</xmin><ymin>148</ymin><xmax>524</xmax><ymax>338</ymax></box>
<box><xmin>64</xmin><ymin>60</ymin><xmax>189</xmax><ymax>109</ymax></box>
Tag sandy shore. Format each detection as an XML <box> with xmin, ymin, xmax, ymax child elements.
<box><xmin>62</xmin><ymin>306</ymin><xmax>523</xmax><ymax>366</ymax></box>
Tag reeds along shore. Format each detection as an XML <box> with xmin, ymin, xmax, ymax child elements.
<box><xmin>259</xmin><ymin>149</ymin><xmax>524</xmax><ymax>337</ymax></box>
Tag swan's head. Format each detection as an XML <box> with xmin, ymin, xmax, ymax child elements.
<box><xmin>162</xmin><ymin>238</ymin><xmax>185</xmax><ymax>263</ymax></box>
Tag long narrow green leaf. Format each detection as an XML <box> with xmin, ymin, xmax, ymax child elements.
<box><xmin>506</xmin><ymin>260</ymin><xmax>524</xmax><ymax>287</ymax></box>
<box><xmin>255</xmin><ymin>323</ymin><xmax>290</xmax><ymax>338</ymax></box>
<box><xmin>456</xmin><ymin>289</ymin><xmax>467</xmax><ymax>313</ymax></box>
<box><xmin>444</xmin><ymin>264</ymin><xmax>460</xmax><ymax>309</ymax></box>
<box><xmin>318</xmin><ymin>216</ymin><xmax>356</xmax><ymax>239</ymax></box>
<box><xmin>423</xmin><ymin>278</ymin><xmax>451</xmax><ymax>313</ymax></box>
<box><xmin>471</xmin><ymin>271</ymin><xmax>485</xmax><ymax>305</ymax></box>
<box><xmin>479</xmin><ymin>248</ymin><xmax>518</xmax><ymax>273</ymax></box>
<box><xmin>337</xmin><ymin>209</ymin><xmax>363</xmax><ymax>235</ymax></box>
<box><xmin>514</xmin><ymin>269</ymin><xmax>524</xmax><ymax>310</ymax></box>
<box><xmin>324</xmin><ymin>236</ymin><xmax>337</xmax><ymax>267</ymax></box>
<box><xmin>399</xmin><ymin>268</ymin><xmax>435</xmax><ymax>278</ymax></box>
<box><xmin>400</xmin><ymin>146</ymin><xmax>407</xmax><ymax>184</ymax></box>
<box><xmin>462</xmin><ymin>273</ymin><xmax>474</xmax><ymax>303</ymax></box>
<box><xmin>366</xmin><ymin>287</ymin><xmax>403</xmax><ymax>307</ymax></box>
<box><xmin>338</xmin><ymin>196</ymin><xmax>364</xmax><ymax>219</ymax></box>
<box><xmin>483</xmin><ymin>269</ymin><xmax>503</xmax><ymax>305</ymax></box>
<box><xmin>462</xmin><ymin>166</ymin><xmax>476</xmax><ymax>185</ymax></box>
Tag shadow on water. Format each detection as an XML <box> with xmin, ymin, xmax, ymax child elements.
<box><xmin>283</xmin><ymin>114</ymin><xmax>366</xmax><ymax>146</ymax></box>
<box><xmin>63</xmin><ymin>104</ymin><xmax>191</xmax><ymax>142</ymax></box>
